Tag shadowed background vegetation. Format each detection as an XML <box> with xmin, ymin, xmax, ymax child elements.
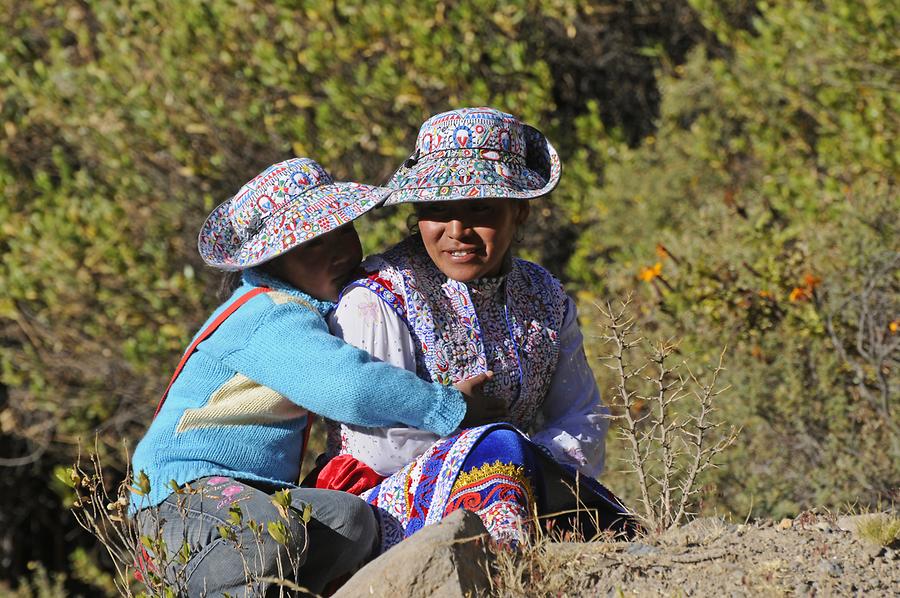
<box><xmin>1</xmin><ymin>0</ymin><xmax>896</xmax><ymax>593</ymax></box>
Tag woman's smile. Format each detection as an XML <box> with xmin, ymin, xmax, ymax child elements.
<box><xmin>446</xmin><ymin>246</ymin><xmax>482</xmax><ymax>261</ymax></box>
<box><xmin>416</xmin><ymin>199</ymin><xmax>528</xmax><ymax>282</ymax></box>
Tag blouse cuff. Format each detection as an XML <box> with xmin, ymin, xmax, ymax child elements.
<box><xmin>531</xmin><ymin>429</ymin><xmax>605</xmax><ymax>478</ymax></box>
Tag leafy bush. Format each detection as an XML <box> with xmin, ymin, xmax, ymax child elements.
<box><xmin>1</xmin><ymin>0</ymin><xmax>895</xmax><ymax>589</ymax></box>
<box><xmin>571</xmin><ymin>0</ymin><xmax>899</xmax><ymax>517</ymax></box>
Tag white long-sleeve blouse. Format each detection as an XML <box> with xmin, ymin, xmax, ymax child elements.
<box><xmin>327</xmin><ymin>285</ymin><xmax>609</xmax><ymax>478</ymax></box>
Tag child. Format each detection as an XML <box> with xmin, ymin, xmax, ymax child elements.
<box><xmin>130</xmin><ymin>158</ymin><xmax>502</xmax><ymax>596</ymax></box>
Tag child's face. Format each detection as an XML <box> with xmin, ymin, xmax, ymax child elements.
<box><xmin>264</xmin><ymin>224</ymin><xmax>363</xmax><ymax>300</ymax></box>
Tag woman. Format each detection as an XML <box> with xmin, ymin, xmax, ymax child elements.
<box><xmin>320</xmin><ymin>108</ymin><xmax>633</xmax><ymax>549</ymax></box>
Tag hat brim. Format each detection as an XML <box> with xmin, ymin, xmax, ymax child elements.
<box><xmin>198</xmin><ymin>182</ymin><xmax>390</xmax><ymax>271</ymax></box>
<box><xmin>384</xmin><ymin>137</ymin><xmax>560</xmax><ymax>206</ymax></box>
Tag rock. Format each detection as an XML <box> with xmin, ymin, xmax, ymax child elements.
<box><xmin>625</xmin><ymin>542</ymin><xmax>661</xmax><ymax>557</ymax></box>
<box><xmin>864</xmin><ymin>544</ymin><xmax>886</xmax><ymax>561</ymax></box>
<box><xmin>333</xmin><ymin>509</ymin><xmax>492</xmax><ymax>598</ymax></box>
<box><xmin>660</xmin><ymin>517</ymin><xmax>735</xmax><ymax>547</ymax></box>
<box><xmin>778</xmin><ymin>518</ymin><xmax>794</xmax><ymax>530</ymax></box>
<box><xmin>816</xmin><ymin>558</ymin><xmax>843</xmax><ymax>578</ymax></box>
<box><xmin>814</xmin><ymin>521</ymin><xmax>833</xmax><ymax>533</ymax></box>
<box><xmin>793</xmin><ymin>580</ymin><xmax>814</xmax><ymax>597</ymax></box>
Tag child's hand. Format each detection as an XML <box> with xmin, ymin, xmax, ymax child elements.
<box><xmin>455</xmin><ymin>371</ymin><xmax>508</xmax><ymax>427</ymax></box>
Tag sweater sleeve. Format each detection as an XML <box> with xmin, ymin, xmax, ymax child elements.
<box><xmin>328</xmin><ymin>285</ymin><xmax>419</xmax><ymax>371</ymax></box>
<box><xmin>326</xmin><ymin>286</ymin><xmax>446</xmax><ymax>474</ymax></box>
<box><xmin>220</xmin><ymin>296</ymin><xmax>465</xmax><ymax>436</ymax></box>
<box><xmin>529</xmin><ymin>296</ymin><xmax>610</xmax><ymax>477</ymax></box>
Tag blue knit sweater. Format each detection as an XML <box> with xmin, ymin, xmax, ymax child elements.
<box><xmin>130</xmin><ymin>269</ymin><xmax>465</xmax><ymax>509</ymax></box>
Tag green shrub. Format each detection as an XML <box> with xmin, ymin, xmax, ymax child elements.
<box><xmin>572</xmin><ymin>0</ymin><xmax>898</xmax><ymax>518</ymax></box>
<box><xmin>2</xmin><ymin>0</ymin><xmax>895</xmax><ymax>588</ymax></box>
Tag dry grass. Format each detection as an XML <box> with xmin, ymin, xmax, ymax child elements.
<box><xmin>68</xmin><ymin>444</ymin><xmax>311</xmax><ymax>597</ymax></box>
<box><xmin>486</xmin><ymin>519</ymin><xmax>614</xmax><ymax>597</ymax></box>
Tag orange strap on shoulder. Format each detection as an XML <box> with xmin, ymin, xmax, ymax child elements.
<box><xmin>153</xmin><ymin>286</ymin><xmax>271</xmax><ymax>418</ymax></box>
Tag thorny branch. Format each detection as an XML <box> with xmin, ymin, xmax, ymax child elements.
<box><xmin>598</xmin><ymin>298</ymin><xmax>739</xmax><ymax>532</ymax></box>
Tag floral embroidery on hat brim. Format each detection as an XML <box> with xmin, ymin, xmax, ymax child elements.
<box><xmin>383</xmin><ymin>106</ymin><xmax>562</xmax><ymax>205</ymax></box>
<box><xmin>198</xmin><ymin>182</ymin><xmax>389</xmax><ymax>270</ymax></box>
<box><xmin>383</xmin><ymin>144</ymin><xmax>560</xmax><ymax>205</ymax></box>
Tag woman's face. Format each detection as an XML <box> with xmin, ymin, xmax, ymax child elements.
<box><xmin>262</xmin><ymin>224</ymin><xmax>363</xmax><ymax>301</ymax></box>
<box><xmin>415</xmin><ymin>199</ymin><xmax>529</xmax><ymax>282</ymax></box>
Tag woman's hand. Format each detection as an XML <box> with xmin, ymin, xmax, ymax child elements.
<box><xmin>454</xmin><ymin>371</ymin><xmax>508</xmax><ymax>427</ymax></box>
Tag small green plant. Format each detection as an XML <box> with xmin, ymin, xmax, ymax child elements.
<box><xmin>855</xmin><ymin>514</ymin><xmax>900</xmax><ymax>548</ymax></box>
<box><xmin>69</xmin><ymin>446</ymin><xmax>312</xmax><ymax>597</ymax></box>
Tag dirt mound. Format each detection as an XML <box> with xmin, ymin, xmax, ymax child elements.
<box><xmin>499</xmin><ymin>515</ymin><xmax>900</xmax><ymax>596</ymax></box>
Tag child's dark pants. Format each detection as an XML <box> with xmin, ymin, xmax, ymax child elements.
<box><xmin>135</xmin><ymin>476</ymin><xmax>377</xmax><ymax>596</ymax></box>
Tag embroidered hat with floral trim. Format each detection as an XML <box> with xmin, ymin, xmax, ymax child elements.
<box><xmin>384</xmin><ymin>107</ymin><xmax>561</xmax><ymax>205</ymax></box>
<box><xmin>198</xmin><ymin>157</ymin><xmax>390</xmax><ymax>271</ymax></box>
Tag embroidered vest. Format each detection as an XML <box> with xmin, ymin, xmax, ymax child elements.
<box><xmin>350</xmin><ymin>236</ymin><xmax>568</xmax><ymax>431</ymax></box>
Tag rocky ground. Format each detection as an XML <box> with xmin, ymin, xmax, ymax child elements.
<box><xmin>511</xmin><ymin>513</ymin><xmax>900</xmax><ymax>596</ymax></box>
<box><xmin>337</xmin><ymin>510</ymin><xmax>900</xmax><ymax>597</ymax></box>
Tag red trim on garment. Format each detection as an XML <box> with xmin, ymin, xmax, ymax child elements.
<box><xmin>153</xmin><ymin>286</ymin><xmax>272</xmax><ymax>418</ymax></box>
<box><xmin>315</xmin><ymin>454</ymin><xmax>386</xmax><ymax>495</ymax></box>
<box><xmin>367</xmin><ymin>272</ymin><xmax>405</xmax><ymax>307</ymax></box>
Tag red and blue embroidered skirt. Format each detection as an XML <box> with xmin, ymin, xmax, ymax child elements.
<box><xmin>319</xmin><ymin>424</ymin><xmax>633</xmax><ymax>552</ymax></box>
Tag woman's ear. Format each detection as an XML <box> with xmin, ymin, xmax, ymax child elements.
<box><xmin>515</xmin><ymin>201</ymin><xmax>530</xmax><ymax>227</ymax></box>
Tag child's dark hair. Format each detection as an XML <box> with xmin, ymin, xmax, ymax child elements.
<box><xmin>218</xmin><ymin>271</ymin><xmax>243</xmax><ymax>301</ymax></box>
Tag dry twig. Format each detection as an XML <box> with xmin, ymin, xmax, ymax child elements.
<box><xmin>597</xmin><ymin>298</ymin><xmax>739</xmax><ymax>532</ymax></box>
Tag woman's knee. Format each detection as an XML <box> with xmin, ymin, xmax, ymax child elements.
<box><xmin>475</xmin><ymin>428</ymin><xmax>532</xmax><ymax>459</ymax></box>
<box><xmin>484</xmin><ymin>428</ymin><xmax>527</xmax><ymax>445</ymax></box>
<box><xmin>289</xmin><ymin>489</ymin><xmax>378</xmax><ymax>586</ymax></box>
<box><xmin>341</xmin><ymin>494</ymin><xmax>377</xmax><ymax>544</ymax></box>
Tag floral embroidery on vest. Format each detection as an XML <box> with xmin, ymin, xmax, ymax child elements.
<box><xmin>349</xmin><ymin>236</ymin><xmax>567</xmax><ymax>432</ymax></box>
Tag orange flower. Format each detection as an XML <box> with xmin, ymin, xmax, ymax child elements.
<box><xmin>789</xmin><ymin>287</ymin><xmax>809</xmax><ymax>302</ymax></box>
<box><xmin>803</xmin><ymin>274</ymin><xmax>822</xmax><ymax>290</ymax></box>
<box><xmin>890</xmin><ymin>320</ymin><xmax>899</xmax><ymax>334</ymax></box>
<box><xmin>758</xmin><ymin>290</ymin><xmax>772</xmax><ymax>299</ymax></box>
<box><xmin>638</xmin><ymin>262</ymin><xmax>663</xmax><ymax>282</ymax></box>
<box><xmin>630</xmin><ymin>399</ymin><xmax>647</xmax><ymax>415</ymax></box>
<box><xmin>655</xmin><ymin>243</ymin><xmax>669</xmax><ymax>259</ymax></box>
<box><xmin>789</xmin><ymin>273</ymin><xmax>821</xmax><ymax>302</ymax></box>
